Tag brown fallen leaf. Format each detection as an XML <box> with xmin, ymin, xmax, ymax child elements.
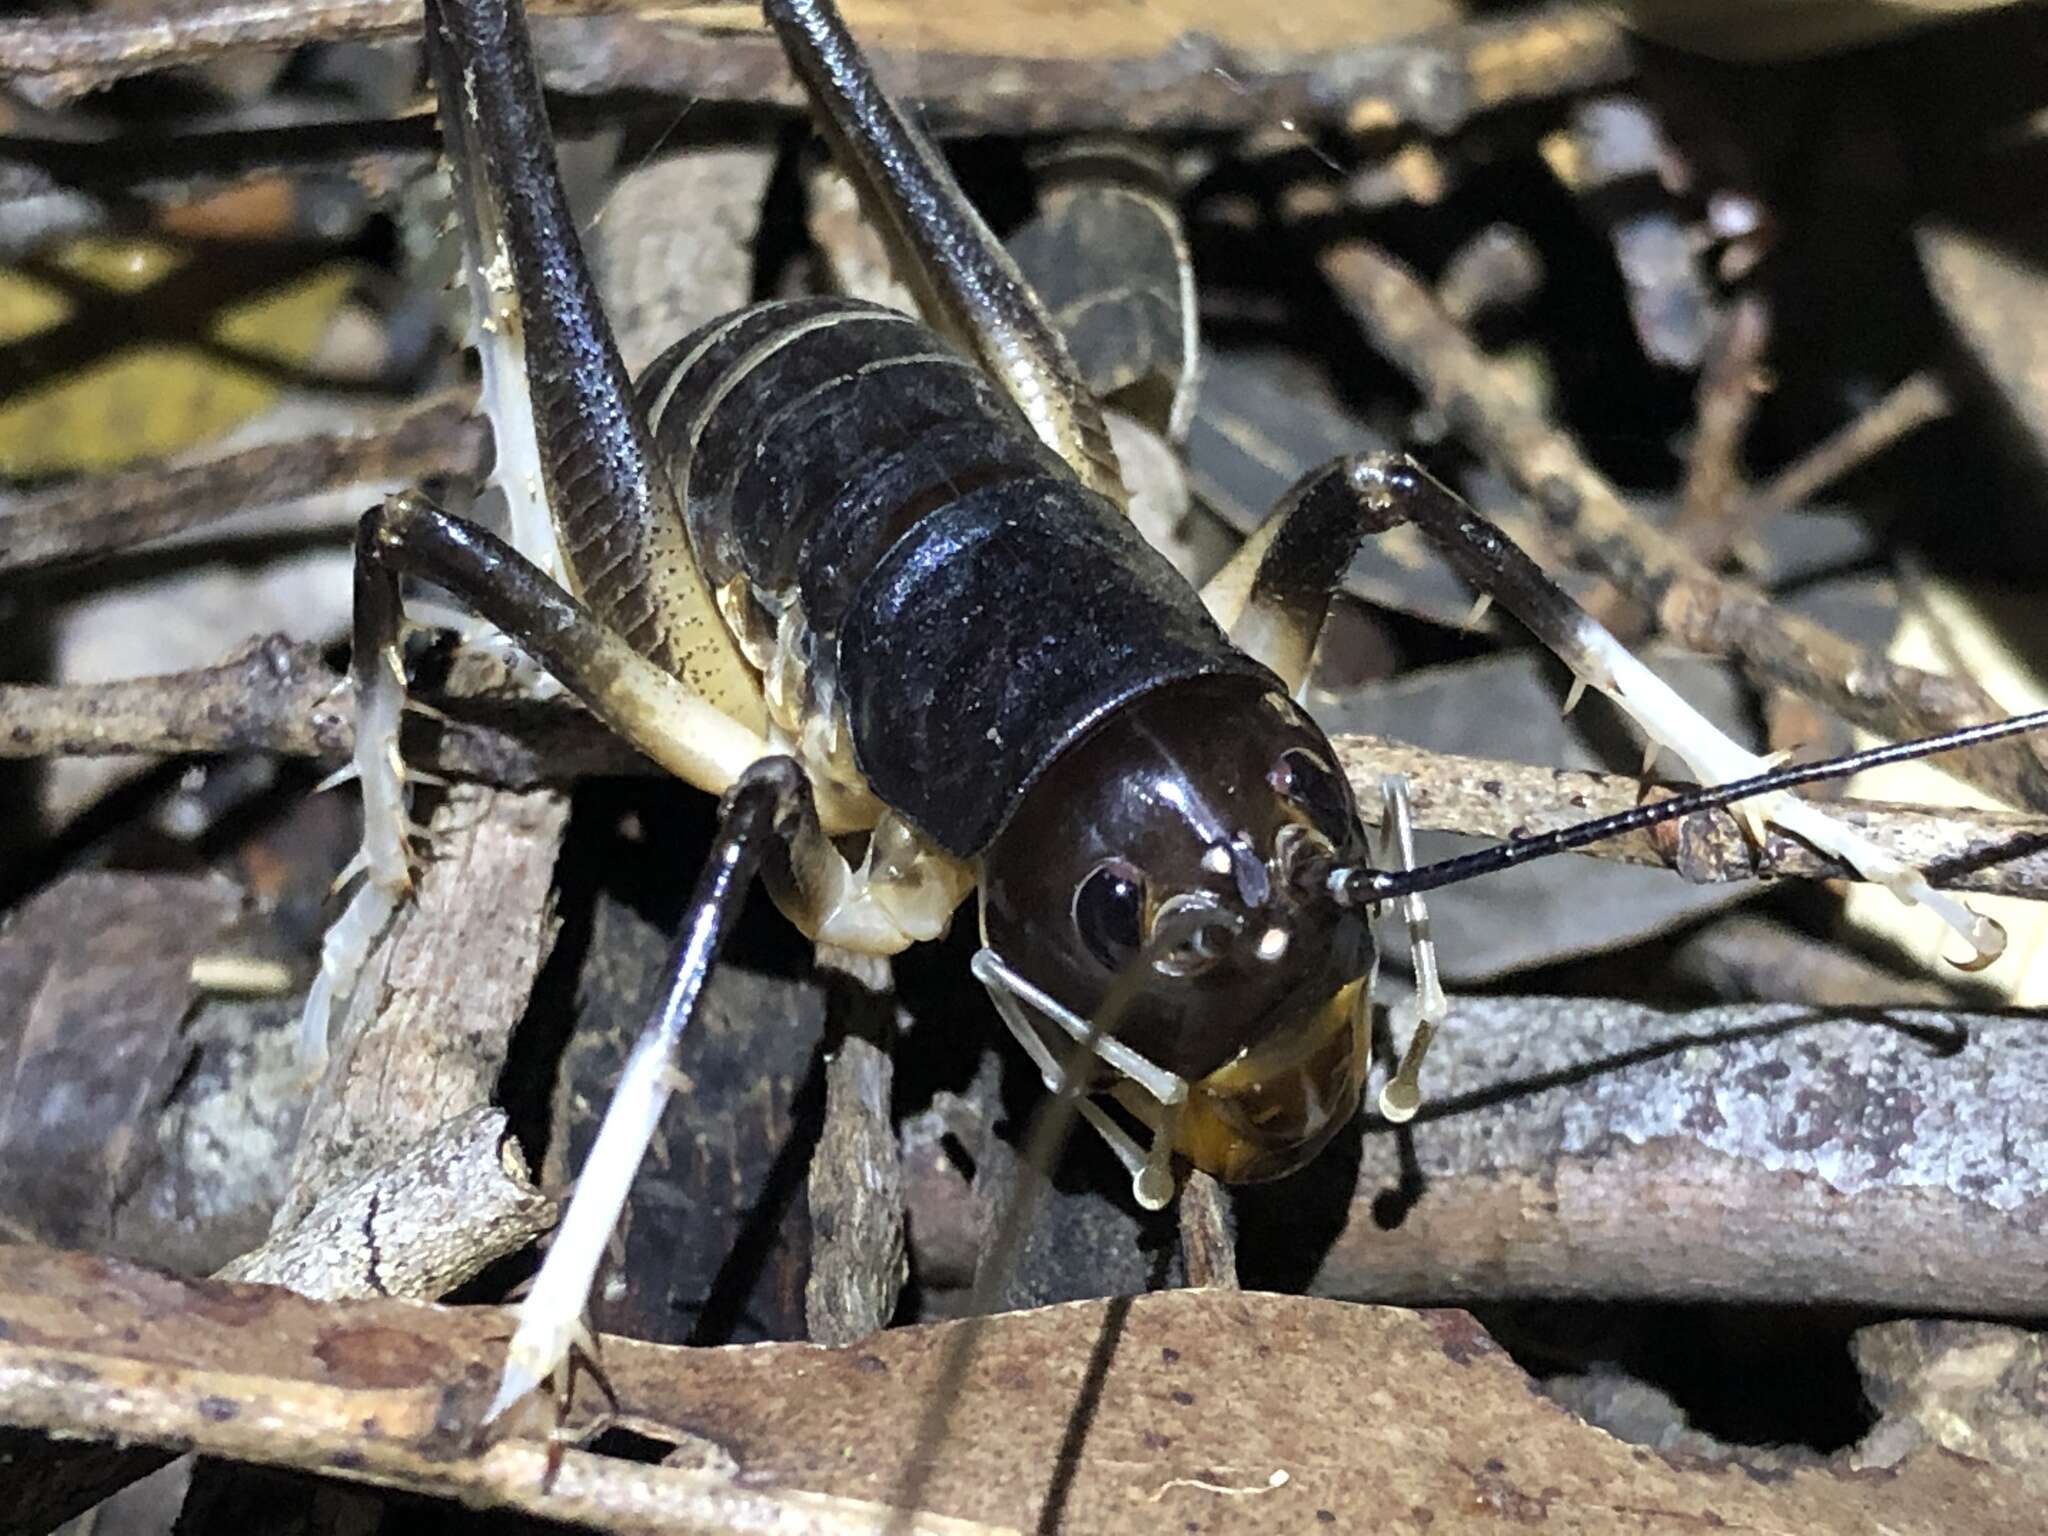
<box><xmin>0</xmin><ymin>1243</ymin><xmax>2039</xmax><ymax>1535</ymax></box>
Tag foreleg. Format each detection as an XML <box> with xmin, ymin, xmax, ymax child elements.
<box><xmin>485</xmin><ymin>758</ymin><xmax>807</xmax><ymax>1422</ymax></box>
<box><xmin>1207</xmin><ymin>451</ymin><xmax>1999</xmax><ymax>1117</ymax></box>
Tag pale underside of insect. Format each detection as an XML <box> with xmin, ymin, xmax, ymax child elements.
<box><xmin>293</xmin><ymin>0</ymin><xmax>2025</xmax><ymax>1433</ymax></box>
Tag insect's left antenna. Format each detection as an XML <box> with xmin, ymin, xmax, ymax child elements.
<box><xmin>1318</xmin><ymin>707</ymin><xmax>2047</xmax><ymax>1124</ymax></box>
<box><xmin>1327</xmin><ymin>706</ymin><xmax>2048</xmax><ymax>914</ymax></box>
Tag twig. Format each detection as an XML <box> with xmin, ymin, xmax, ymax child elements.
<box><xmin>37</xmin><ymin>1109</ymin><xmax>557</xmax><ymax>1531</ymax></box>
<box><xmin>805</xmin><ymin>1030</ymin><xmax>907</xmax><ymax>1347</ymax></box>
<box><xmin>1675</xmin><ymin>294</ymin><xmax>1769</xmax><ymax>550</ymax></box>
<box><xmin>0</xmin><ymin>1258</ymin><xmax>1003</xmax><ymax>1536</ymax></box>
<box><xmin>1176</xmin><ymin>1171</ymin><xmax>1238</xmax><ymax>1290</ymax></box>
<box><xmin>1321</xmin><ymin>240</ymin><xmax>2048</xmax><ymax>811</ymax></box>
<box><xmin>0</xmin><ymin>393</ymin><xmax>484</xmax><ymax>575</ymax></box>
<box><xmin>1670</xmin><ymin>915</ymin><xmax>1951</xmax><ymax>1008</ymax></box>
<box><xmin>0</xmin><ymin>1</ymin><xmax>1629</xmax><ymax>136</ymax></box>
<box><xmin>223</xmin><ymin>1106</ymin><xmax>556</xmax><ymax>1299</ymax></box>
<box><xmin>1335</xmin><ymin>731</ymin><xmax>2048</xmax><ymax>898</ymax></box>
<box><xmin>0</xmin><ymin>636</ymin><xmax>350</xmax><ymax>762</ymax></box>
<box><xmin>6</xmin><ymin>639</ymin><xmax>2044</xmax><ymax>897</ymax></box>
<box><xmin>1433</xmin><ymin>223</ymin><xmax>1543</xmax><ymax>327</ymax></box>
<box><xmin>274</xmin><ymin>776</ymin><xmax>569</xmax><ymax>1228</ymax></box>
<box><xmin>1743</xmin><ymin>370</ymin><xmax>1954</xmax><ymax>527</ymax></box>
<box><xmin>1288</xmin><ymin>998</ymin><xmax>2048</xmax><ymax>1315</ymax></box>
<box><xmin>0</xmin><ymin>634</ymin><xmax>643</xmax><ymax>782</ymax></box>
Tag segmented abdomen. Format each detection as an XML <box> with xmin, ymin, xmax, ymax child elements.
<box><xmin>636</xmin><ymin>295</ymin><xmax>1267</xmax><ymax>856</ymax></box>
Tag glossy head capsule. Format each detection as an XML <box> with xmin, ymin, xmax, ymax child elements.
<box><xmin>979</xmin><ymin>675</ymin><xmax>1377</xmax><ymax>1182</ymax></box>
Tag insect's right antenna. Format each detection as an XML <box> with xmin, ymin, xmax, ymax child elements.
<box><xmin>1329</xmin><ymin>706</ymin><xmax>2048</xmax><ymax>910</ymax></box>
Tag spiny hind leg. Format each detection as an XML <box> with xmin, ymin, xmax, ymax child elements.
<box><xmin>764</xmin><ymin>0</ymin><xmax>1125</xmax><ymax>502</ymax></box>
<box><xmin>1342</xmin><ymin>452</ymin><xmax>2001</xmax><ymax>967</ymax></box>
<box><xmin>298</xmin><ymin>491</ymin><xmax>784</xmax><ymax>1062</ymax></box>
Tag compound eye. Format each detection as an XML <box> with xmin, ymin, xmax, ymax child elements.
<box><xmin>1270</xmin><ymin>747</ymin><xmax>1353</xmax><ymax>842</ymax></box>
<box><xmin>1074</xmin><ymin>858</ymin><xmax>1147</xmax><ymax>971</ymax></box>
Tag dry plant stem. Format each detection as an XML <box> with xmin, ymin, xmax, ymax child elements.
<box><xmin>1303</xmin><ymin>998</ymin><xmax>2048</xmax><ymax>1314</ymax></box>
<box><xmin>1742</xmin><ymin>369</ymin><xmax>1954</xmax><ymax>526</ymax></box>
<box><xmin>1670</xmin><ymin>915</ymin><xmax>1951</xmax><ymax>1008</ymax></box>
<box><xmin>0</xmin><ymin>634</ymin><xmax>644</xmax><ymax>782</ymax></box>
<box><xmin>37</xmin><ymin>1110</ymin><xmax>556</xmax><ymax>1530</ymax></box>
<box><xmin>0</xmin><ymin>1261</ymin><xmax>1004</xmax><ymax>1536</ymax></box>
<box><xmin>0</xmin><ymin>393</ymin><xmax>484</xmax><ymax>575</ymax></box>
<box><xmin>1322</xmin><ymin>240</ymin><xmax>2048</xmax><ymax>811</ymax></box>
<box><xmin>0</xmin><ymin>1246</ymin><xmax>2037</xmax><ymax>1536</ymax></box>
<box><xmin>0</xmin><ymin>1</ymin><xmax>1629</xmax><ymax>135</ymax></box>
<box><xmin>1675</xmin><ymin>294</ymin><xmax>1769</xmax><ymax>550</ymax></box>
<box><xmin>0</xmin><ymin>635</ymin><xmax>352</xmax><ymax>763</ymax></box>
<box><xmin>1176</xmin><ymin>1170</ymin><xmax>1238</xmax><ymax>1289</ymax></box>
<box><xmin>223</xmin><ymin>1106</ymin><xmax>555</xmax><ymax>1299</ymax></box>
<box><xmin>806</xmin><ymin>1032</ymin><xmax>907</xmax><ymax>1347</ymax></box>
<box><xmin>1334</xmin><ymin>731</ymin><xmax>2048</xmax><ymax>897</ymax></box>
<box><xmin>274</xmin><ymin>782</ymin><xmax>568</xmax><ymax>1228</ymax></box>
<box><xmin>6</xmin><ymin>639</ymin><xmax>2043</xmax><ymax>895</ymax></box>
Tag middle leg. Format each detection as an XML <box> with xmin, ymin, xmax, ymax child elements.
<box><xmin>300</xmin><ymin>491</ymin><xmax>786</xmax><ymax>1058</ymax></box>
<box><xmin>485</xmin><ymin>756</ymin><xmax>810</xmax><ymax>1421</ymax></box>
<box><xmin>1201</xmin><ymin>450</ymin><xmax>2001</xmax><ymax>1106</ymax></box>
<box><xmin>1205</xmin><ymin>450</ymin><xmax>1998</xmax><ymax>963</ymax></box>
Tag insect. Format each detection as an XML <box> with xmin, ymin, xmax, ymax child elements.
<box><xmin>299</xmin><ymin>0</ymin><xmax>2039</xmax><ymax>1428</ymax></box>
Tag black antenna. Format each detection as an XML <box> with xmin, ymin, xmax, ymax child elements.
<box><xmin>1336</xmin><ymin>707</ymin><xmax>2048</xmax><ymax>905</ymax></box>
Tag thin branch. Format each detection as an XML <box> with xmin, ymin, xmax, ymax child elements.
<box><xmin>1674</xmin><ymin>293</ymin><xmax>1769</xmax><ymax>551</ymax></box>
<box><xmin>0</xmin><ymin>1</ymin><xmax>1630</xmax><ymax>135</ymax></box>
<box><xmin>1321</xmin><ymin>240</ymin><xmax>2048</xmax><ymax>812</ymax></box>
<box><xmin>1175</xmin><ymin>1171</ymin><xmax>1238</xmax><ymax>1290</ymax></box>
<box><xmin>31</xmin><ymin>1110</ymin><xmax>558</xmax><ymax>1531</ymax></box>
<box><xmin>1294</xmin><ymin>998</ymin><xmax>2048</xmax><ymax>1316</ymax></box>
<box><xmin>274</xmin><ymin>777</ymin><xmax>570</xmax><ymax>1229</ymax></box>
<box><xmin>1671</xmin><ymin>915</ymin><xmax>1951</xmax><ymax>1007</ymax></box>
<box><xmin>805</xmin><ymin>1029</ymin><xmax>907</xmax><ymax>1347</ymax></box>
<box><xmin>0</xmin><ymin>1244</ymin><xmax>2034</xmax><ymax>1534</ymax></box>
<box><xmin>0</xmin><ymin>636</ymin><xmax>353</xmax><ymax>762</ymax></box>
<box><xmin>1743</xmin><ymin>369</ymin><xmax>1954</xmax><ymax>525</ymax></box>
<box><xmin>222</xmin><ymin>1105</ymin><xmax>556</xmax><ymax>1300</ymax></box>
<box><xmin>5</xmin><ymin>638</ymin><xmax>2045</xmax><ymax>898</ymax></box>
<box><xmin>1336</xmin><ymin>731</ymin><xmax>2048</xmax><ymax>898</ymax></box>
<box><xmin>0</xmin><ymin>393</ymin><xmax>485</xmax><ymax>575</ymax></box>
<box><xmin>0</xmin><ymin>634</ymin><xmax>642</xmax><ymax>782</ymax></box>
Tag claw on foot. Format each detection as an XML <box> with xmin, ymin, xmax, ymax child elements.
<box><xmin>314</xmin><ymin>762</ymin><xmax>361</xmax><ymax>794</ymax></box>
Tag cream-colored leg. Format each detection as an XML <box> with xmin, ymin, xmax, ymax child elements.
<box><xmin>971</xmin><ymin>947</ymin><xmax>1187</xmax><ymax>1210</ymax></box>
<box><xmin>1372</xmin><ymin>775</ymin><xmax>1450</xmax><ymax>1124</ymax></box>
<box><xmin>297</xmin><ymin>494</ymin><xmax>816</xmax><ymax>1063</ymax></box>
